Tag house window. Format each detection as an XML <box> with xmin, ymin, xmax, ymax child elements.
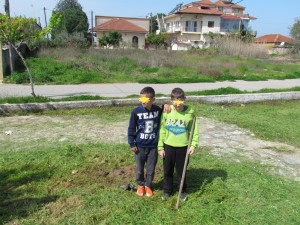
<box><xmin>233</xmin><ymin>8</ymin><xmax>239</xmax><ymax>14</ymax></box>
<box><xmin>223</xmin><ymin>8</ymin><xmax>232</xmax><ymax>13</ymax></box>
<box><xmin>185</xmin><ymin>21</ymin><xmax>197</xmax><ymax>32</ymax></box>
<box><xmin>208</xmin><ymin>21</ymin><xmax>214</xmax><ymax>28</ymax></box>
<box><xmin>175</xmin><ymin>21</ymin><xmax>180</xmax><ymax>28</ymax></box>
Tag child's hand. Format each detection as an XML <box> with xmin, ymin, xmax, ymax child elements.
<box><xmin>188</xmin><ymin>149</ymin><xmax>194</xmax><ymax>155</ymax></box>
<box><xmin>130</xmin><ymin>147</ymin><xmax>138</xmax><ymax>152</ymax></box>
<box><xmin>159</xmin><ymin>150</ymin><xmax>165</xmax><ymax>158</ymax></box>
<box><xmin>163</xmin><ymin>104</ymin><xmax>171</xmax><ymax>114</ymax></box>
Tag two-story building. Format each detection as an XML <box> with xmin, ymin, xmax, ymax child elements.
<box><xmin>159</xmin><ymin>0</ymin><xmax>256</xmax><ymax>50</ymax></box>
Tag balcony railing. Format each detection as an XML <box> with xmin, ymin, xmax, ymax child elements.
<box><xmin>166</xmin><ymin>27</ymin><xmax>202</xmax><ymax>33</ymax></box>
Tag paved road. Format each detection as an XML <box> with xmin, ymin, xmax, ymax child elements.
<box><xmin>1</xmin><ymin>79</ymin><xmax>300</xmax><ymax>98</ymax></box>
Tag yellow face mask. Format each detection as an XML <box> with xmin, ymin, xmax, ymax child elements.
<box><xmin>139</xmin><ymin>97</ymin><xmax>150</xmax><ymax>103</ymax></box>
<box><xmin>172</xmin><ymin>99</ymin><xmax>185</xmax><ymax>106</ymax></box>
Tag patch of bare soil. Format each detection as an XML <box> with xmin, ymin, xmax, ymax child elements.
<box><xmin>1</xmin><ymin>115</ymin><xmax>300</xmax><ymax>181</ymax></box>
<box><xmin>200</xmin><ymin>117</ymin><xmax>300</xmax><ymax>182</ymax></box>
<box><xmin>0</xmin><ymin>115</ymin><xmax>128</xmax><ymax>150</ymax></box>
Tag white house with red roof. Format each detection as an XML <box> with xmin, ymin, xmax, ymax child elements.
<box><xmin>93</xmin><ymin>16</ymin><xmax>149</xmax><ymax>49</ymax></box>
<box><xmin>160</xmin><ymin>0</ymin><xmax>256</xmax><ymax>50</ymax></box>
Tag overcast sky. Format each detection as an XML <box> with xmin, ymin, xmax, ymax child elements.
<box><xmin>1</xmin><ymin>0</ymin><xmax>298</xmax><ymax>37</ymax></box>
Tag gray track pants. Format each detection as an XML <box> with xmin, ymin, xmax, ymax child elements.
<box><xmin>135</xmin><ymin>147</ymin><xmax>158</xmax><ymax>188</ymax></box>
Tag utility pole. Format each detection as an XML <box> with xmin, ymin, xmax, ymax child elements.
<box><xmin>149</xmin><ymin>12</ymin><xmax>152</xmax><ymax>34</ymax></box>
<box><xmin>0</xmin><ymin>41</ymin><xmax>3</xmax><ymax>83</ymax></box>
<box><xmin>5</xmin><ymin>0</ymin><xmax>10</xmax><ymax>16</ymax></box>
<box><xmin>5</xmin><ymin>0</ymin><xmax>14</xmax><ymax>74</ymax></box>
<box><xmin>44</xmin><ymin>7</ymin><xmax>49</xmax><ymax>38</ymax></box>
<box><xmin>91</xmin><ymin>11</ymin><xmax>94</xmax><ymax>47</ymax></box>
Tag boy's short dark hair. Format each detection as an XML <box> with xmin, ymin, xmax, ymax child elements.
<box><xmin>140</xmin><ymin>86</ymin><xmax>155</xmax><ymax>98</ymax></box>
<box><xmin>171</xmin><ymin>88</ymin><xmax>185</xmax><ymax>99</ymax></box>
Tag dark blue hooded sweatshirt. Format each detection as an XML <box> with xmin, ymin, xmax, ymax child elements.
<box><xmin>128</xmin><ymin>105</ymin><xmax>162</xmax><ymax>148</ymax></box>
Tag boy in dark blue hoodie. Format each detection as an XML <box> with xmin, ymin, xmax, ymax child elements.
<box><xmin>128</xmin><ymin>86</ymin><xmax>163</xmax><ymax>197</ymax></box>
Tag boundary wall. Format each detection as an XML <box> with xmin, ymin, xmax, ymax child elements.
<box><xmin>1</xmin><ymin>92</ymin><xmax>300</xmax><ymax>115</ymax></box>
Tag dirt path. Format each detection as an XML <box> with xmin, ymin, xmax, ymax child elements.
<box><xmin>1</xmin><ymin>115</ymin><xmax>299</xmax><ymax>181</ymax></box>
<box><xmin>200</xmin><ymin>117</ymin><xmax>300</xmax><ymax>181</ymax></box>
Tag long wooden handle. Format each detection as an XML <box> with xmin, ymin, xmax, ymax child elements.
<box><xmin>175</xmin><ymin>116</ymin><xmax>196</xmax><ymax>210</ymax></box>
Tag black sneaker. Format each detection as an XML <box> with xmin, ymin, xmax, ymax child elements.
<box><xmin>181</xmin><ymin>192</ymin><xmax>188</xmax><ymax>201</ymax></box>
<box><xmin>161</xmin><ymin>193</ymin><xmax>170</xmax><ymax>200</ymax></box>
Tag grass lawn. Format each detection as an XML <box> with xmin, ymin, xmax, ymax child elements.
<box><xmin>1</xmin><ymin>100</ymin><xmax>300</xmax><ymax>224</ymax></box>
<box><xmin>5</xmin><ymin>48</ymin><xmax>300</xmax><ymax>84</ymax></box>
<box><xmin>1</xmin><ymin>144</ymin><xmax>300</xmax><ymax>224</ymax></box>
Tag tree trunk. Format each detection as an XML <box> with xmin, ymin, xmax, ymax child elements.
<box><xmin>8</xmin><ymin>44</ymin><xmax>14</xmax><ymax>74</ymax></box>
<box><xmin>11</xmin><ymin>44</ymin><xmax>36</xmax><ymax>97</ymax></box>
<box><xmin>5</xmin><ymin>0</ymin><xmax>14</xmax><ymax>74</ymax></box>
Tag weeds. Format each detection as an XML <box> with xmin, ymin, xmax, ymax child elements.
<box><xmin>5</xmin><ymin>48</ymin><xmax>300</xmax><ymax>84</ymax></box>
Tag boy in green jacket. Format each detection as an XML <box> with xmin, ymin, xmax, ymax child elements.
<box><xmin>158</xmin><ymin>87</ymin><xmax>199</xmax><ymax>201</ymax></box>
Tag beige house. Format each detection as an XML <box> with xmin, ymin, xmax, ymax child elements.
<box><xmin>93</xmin><ymin>16</ymin><xmax>149</xmax><ymax>49</ymax></box>
<box><xmin>254</xmin><ymin>34</ymin><xmax>294</xmax><ymax>49</ymax></box>
<box><xmin>254</xmin><ymin>34</ymin><xmax>294</xmax><ymax>54</ymax></box>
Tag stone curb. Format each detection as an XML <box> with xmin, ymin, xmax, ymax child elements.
<box><xmin>0</xmin><ymin>92</ymin><xmax>300</xmax><ymax>115</ymax></box>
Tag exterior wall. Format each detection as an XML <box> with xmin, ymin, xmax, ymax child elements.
<box><xmin>177</xmin><ymin>33</ymin><xmax>202</xmax><ymax>42</ymax></box>
<box><xmin>96</xmin><ymin>31</ymin><xmax>146</xmax><ymax>49</ymax></box>
<box><xmin>165</xmin><ymin>14</ymin><xmax>220</xmax><ymax>34</ymax></box>
<box><xmin>254</xmin><ymin>43</ymin><xmax>291</xmax><ymax>54</ymax></box>
<box><xmin>165</xmin><ymin>14</ymin><xmax>204</xmax><ymax>33</ymax></box>
<box><xmin>255</xmin><ymin>43</ymin><xmax>275</xmax><ymax>50</ymax></box>
<box><xmin>96</xmin><ymin>17</ymin><xmax>112</xmax><ymax>26</ymax></box>
<box><xmin>125</xmin><ymin>19</ymin><xmax>149</xmax><ymax>31</ymax></box>
<box><xmin>201</xmin><ymin>15</ymin><xmax>220</xmax><ymax>34</ymax></box>
<box><xmin>172</xmin><ymin>43</ymin><xmax>191</xmax><ymax>51</ymax></box>
<box><xmin>270</xmin><ymin>47</ymin><xmax>291</xmax><ymax>55</ymax></box>
<box><xmin>121</xmin><ymin>32</ymin><xmax>146</xmax><ymax>49</ymax></box>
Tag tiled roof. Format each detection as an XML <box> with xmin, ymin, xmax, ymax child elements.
<box><xmin>178</xmin><ymin>6</ymin><xmax>223</xmax><ymax>15</ymax></box>
<box><xmin>176</xmin><ymin>0</ymin><xmax>249</xmax><ymax>16</ymax></box>
<box><xmin>215</xmin><ymin>0</ymin><xmax>244</xmax><ymax>9</ymax></box>
<box><xmin>255</xmin><ymin>34</ymin><xmax>294</xmax><ymax>43</ymax></box>
<box><xmin>93</xmin><ymin>18</ymin><xmax>147</xmax><ymax>33</ymax></box>
<box><xmin>242</xmin><ymin>14</ymin><xmax>257</xmax><ymax>20</ymax></box>
<box><xmin>221</xmin><ymin>14</ymin><xmax>240</xmax><ymax>20</ymax></box>
<box><xmin>193</xmin><ymin>0</ymin><xmax>215</xmax><ymax>7</ymax></box>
